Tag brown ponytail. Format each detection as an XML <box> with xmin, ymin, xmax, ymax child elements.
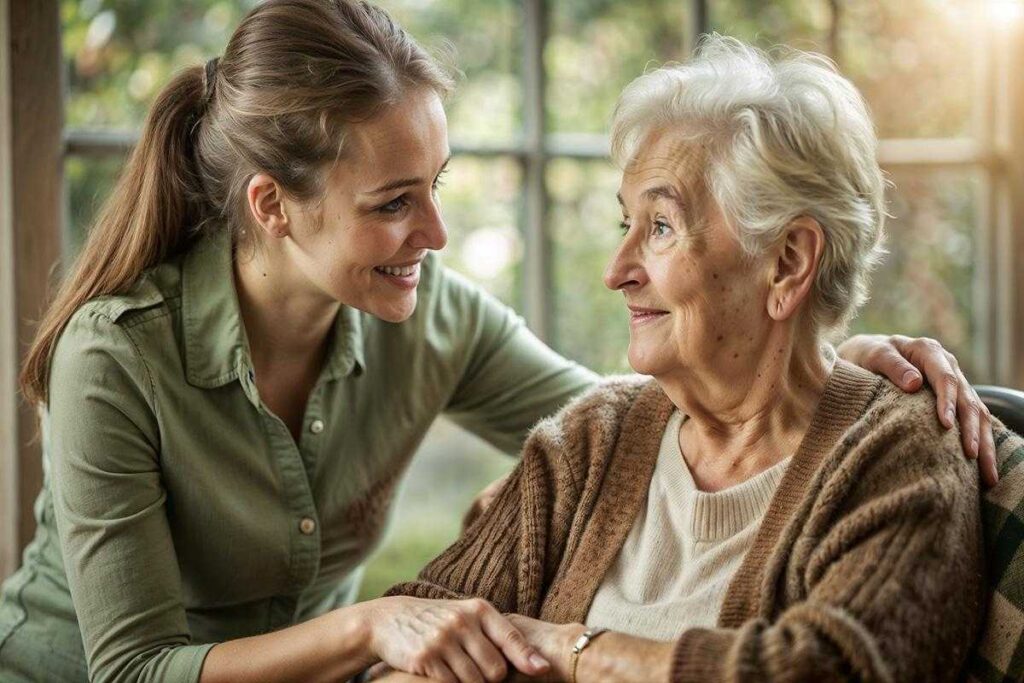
<box><xmin>20</xmin><ymin>0</ymin><xmax>453</xmax><ymax>404</ymax></box>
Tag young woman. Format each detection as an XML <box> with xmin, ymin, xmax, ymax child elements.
<box><xmin>0</xmin><ymin>2</ymin><xmax>995</xmax><ymax>682</ymax></box>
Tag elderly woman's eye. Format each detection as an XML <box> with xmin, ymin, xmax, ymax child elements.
<box><xmin>652</xmin><ymin>220</ymin><xmax>673</xmax><ymax>237</ymax></box>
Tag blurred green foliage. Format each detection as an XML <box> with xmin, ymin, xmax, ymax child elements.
<box><xmin>60</xmin><ymin>0</ymin><xmax>985</xmax><ymax>600</ymax></box>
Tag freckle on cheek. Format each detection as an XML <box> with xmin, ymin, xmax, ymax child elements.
<box><xmin>716</xmin><ymin>335</ymin><xmax>724</xmax><ymax>342</ymax></box>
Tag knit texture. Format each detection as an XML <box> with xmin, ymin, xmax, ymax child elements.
<box><xmin>388</xmin><ymin>361</ymin><xmax>1000</xmax><ymax>682</ymax></box>
<box><xmin>585</xmin><ymin>410</ymin><xmax>790</xmax><ymax>638</ymax></box>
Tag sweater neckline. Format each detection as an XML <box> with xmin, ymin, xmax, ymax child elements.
<box><xmin>660</xmin><ymin>411</ymin><xmax>792</xmax><ymax>542</ymax></box>
<box><xmin>540</xmin><ymin>360</ymin><xmax>882</xmax><ymax>628</ymax></box>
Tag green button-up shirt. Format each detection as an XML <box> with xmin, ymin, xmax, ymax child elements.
<box><xmin>0</xmin><ymin>229</ymin><xmax>596</xmax><ymax>683</ymax></box>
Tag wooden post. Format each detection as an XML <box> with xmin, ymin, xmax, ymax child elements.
<box><xmin>0</xmin><ymin>0</ymin><xmax>63</xmax><ymax>580</ymax></box>
<box><xmin>1007</xmin><ymin>18</ymin><xmax>1024</xmax><ymax>389</ymax></box>
<box><xmin>989</xmin><ymin>10</ymin><xmax>1024</xmax><ymax>391</ymax></box>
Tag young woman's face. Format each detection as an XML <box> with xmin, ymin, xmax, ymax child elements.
<box><xmin>285</xmin><ymin>88</ymin><xmax>451</xmax><ymax>322</ymax></box>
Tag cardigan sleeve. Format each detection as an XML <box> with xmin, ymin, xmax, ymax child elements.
<box><xmin>670</xmin><ymin>396</ymin><xmax>987</xmax><ymax>683</ymax></box>
<box><xmin>384</xmin><ymin>421</ymin><xmax>584</xmax><ymax>616</ymax></box>
<box><xmin>384</xmin><ymin>378</ymin><xmax>652</xmax><ymax>615</ymax></box>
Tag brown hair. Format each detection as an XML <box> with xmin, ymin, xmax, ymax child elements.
<box><xmin>21</xmin><ymin>0</ymin><xmax>453</xmax><ymax>404</ymax></box>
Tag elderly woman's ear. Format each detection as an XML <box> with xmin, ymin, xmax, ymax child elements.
<box><xmin>766</xmin><ymin>216</ymin><xmax>825</xmax><ymax>322</ymax></box>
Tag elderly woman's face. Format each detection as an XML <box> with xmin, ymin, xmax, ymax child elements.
<box><xmin>604</xmin><ymin>129</ymin><xmax>773</xmax><ymax>379</ymax></box>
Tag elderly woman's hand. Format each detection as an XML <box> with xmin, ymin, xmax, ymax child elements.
<box><xmin>363</xmin><ymin>596</ymin><xmax>550</xmax><ymax>683</ymax></box>
<box><xmin>837</xmin><ymin>333</ymin><xmax>997</xmax><ymax>486</ymax></box>
<box><xmin>502</xmin><ymin>615</ymin><xmax>585</xmax><ymax>683</ymax></box>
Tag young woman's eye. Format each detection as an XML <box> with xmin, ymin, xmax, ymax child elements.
<box><xmin>618</xmin><ymin>219</ymin><xmax>630</xmax><ymax>236</ymax></box>
<box><xmin>432</xmin><ymin>167</ymin><xmax>449</xmax><ymax>191</ymax></box>
<box><xmin>377</xmin><ymin>196</ymin><xmax>409</xmax><ymax>214</ymax></box>
<box><xmin>651</xmin><ymin>220</ymin><xmax>673</xmax><ymax>238</ymax></box>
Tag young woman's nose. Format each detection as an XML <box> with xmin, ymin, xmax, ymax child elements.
<box><xmin>411</xmin><ymin>198</ymin><xmax>448</xmax><ymax>251</ymax></box>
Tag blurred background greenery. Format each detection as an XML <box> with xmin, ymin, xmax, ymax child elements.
<box><xmin>60</xmin><ymin>0</ymin><xmax>992</xmax><ymax>599</ymax></box>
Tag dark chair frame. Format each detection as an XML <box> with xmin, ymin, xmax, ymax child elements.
<box><xmin>976</xmin><ymin>385</ymin><xmax>1024</xmax><ymax>436</ymax></box>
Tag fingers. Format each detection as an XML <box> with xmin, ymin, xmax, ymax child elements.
<box><xmin>420</xmin><ymin>659</ymin><xmax>458</xmax><ymax>683</ymax></box>
<box><xmin>437</xmin><ymin>600</ymin><xmax>528</xmax><ymax>683</ymax></box>
<box><xmin>439</xmin><ymin>644</ymin><xmax>486</xmax><ymax>683</ymax></box>
<box><xmin>366</xmin><ymin>662</ymin><xmax>392</xmax><ymax>681</ymax></box>
<box><xmin>476</xmin><ymin>601</ymin><xmax>550</xmax><ymax>676</ymax></box>
<box><xmin>458</xmin><ymin>635</ymin><xmax>507</xmax><ymax>682</ymax></box>
<box><xmin>382</xmin><ymin>597</ymin><xmax>546</xmax><ymax>683</ymax></box>
<box><xmin>891</xmin><ymin>336</ymin><xmax>958</xmax><ymax>428</ymax></box>
<box><xmin>863</xmin><ymin>340</ymin><xmax>924</xmax><ymax>392</ymax></box>
<box><xmin>954</xmin><ymin>372</ymin><xmax>982</xmax><ymax>459</ymax></box>
<box><xmin>978</xmin><ymin>401</ymin><xmax>999</xmax><ymax>487</ymax></box>
<box><xmin>889</xmin><ymin>337</ymin><xmax>1001</xmax><ymax>486</ymax></box>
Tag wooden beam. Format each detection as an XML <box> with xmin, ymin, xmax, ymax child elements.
<box><xmin>1</xmin><ymin>0</ymin><xmax>63</xmax><ymax>579</ymax></box>
<box><xmin>877</xmin><ymin>138</ymin><xmax>996</xmax><ymax>169</ymax></box>
<box><xmin>1004</xmin><ymin>18</ymin><xmax>1024</xmax><ymax>389</ymax></box>
<box><xmin>0</xmin><ymin>0</ymin><xmax>16</xmax><ymax>582</ymax></box>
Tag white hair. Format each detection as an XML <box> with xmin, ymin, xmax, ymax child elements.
<box><xmin>611</xmin><ymin>34</ymin><xmax>887</xmax><ymax>335</ymax></box>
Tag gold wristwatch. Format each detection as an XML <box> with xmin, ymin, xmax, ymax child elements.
<box><xmin>570</xmin><ymin>627</ymin><xmax>609</xmax><ymax>683</ymax></box>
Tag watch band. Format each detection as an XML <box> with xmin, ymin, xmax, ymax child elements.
<box><xmin>571</xmin><ymin>627</ymin><xmax>609</xmax><ymax>683</ymax></box>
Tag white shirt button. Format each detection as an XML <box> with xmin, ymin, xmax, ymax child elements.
<box><xmin>309</xmin><ymin>419</ymin><xmax>325</xmax><ymax>434</ymax></box>
<box><xmin>299</xmin><ymin>517</ymin><xmax>316</xmax><ymax>535</ymax></box>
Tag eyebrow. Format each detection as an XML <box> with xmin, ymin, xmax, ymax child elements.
<box><xmin>617</xmin><ymin>185</ymin><xmax>685</xmax><ymax>207</ymax></box>
<box><xmin>365</xmin><ymin>155</ymin><xmax>451</xmax><ymax>195</ymax></box>
<box><xmin>642</xmin><ymin>185</ymin><xmax>684</xmax><ymax>205</ymax></box>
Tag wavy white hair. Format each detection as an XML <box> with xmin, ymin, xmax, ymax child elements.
<box><xmin>611</xmin><ymin>34</ymin><xmax>887</xmax><ymax>335</ymax></box>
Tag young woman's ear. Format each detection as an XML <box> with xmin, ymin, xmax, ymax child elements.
<box><xmin>246</xmin><ymin>173</ymin><xmax>290</xmax><ymax>239</ymax></box>
<box><xmin>765</xmin><ymin>216</ymin><xmax>825</xmax><ymax>322</ymax></box>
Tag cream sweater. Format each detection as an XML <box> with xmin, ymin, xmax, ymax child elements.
<box><xmin>586</xmin><ymin>411</ymin><xmax>790</xmax><ymax>638</ymax></box>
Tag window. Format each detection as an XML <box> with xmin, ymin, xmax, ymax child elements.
<box><xmin>60</xmin><ymin>0</ymin><xmax>1021</xmax><ymax>597</ymax></box>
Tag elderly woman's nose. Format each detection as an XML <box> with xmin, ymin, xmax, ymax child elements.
<box><xmin>603</xmin><ymin>241</ymin><xmax>645</xmax><ymax>291</ymax></box>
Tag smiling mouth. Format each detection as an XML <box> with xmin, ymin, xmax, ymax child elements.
<box><xmin>627</xmin><ymin>307</ymin><xmax>668</xmax><ymax>325</ymax></box>
<box><xmin>374</xmin><ymin>262</ymin><xmax>420</xmax><ymax>277</ymax></box>
<box><xmin>373</xmin><ymin>262</ymin><xmax>422</xmax><ymax>291</ymax></box>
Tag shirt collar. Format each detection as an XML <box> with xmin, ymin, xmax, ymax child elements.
<box><xmin>182</xmin><ymin>229</ymin><xmax>365</xmax><ymax>389</ymax></box>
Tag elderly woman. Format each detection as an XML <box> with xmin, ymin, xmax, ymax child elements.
<box><xmin>375</xmin><ymin>36</ymin><xmax>1019</xmax><ymax>683</ymax></box>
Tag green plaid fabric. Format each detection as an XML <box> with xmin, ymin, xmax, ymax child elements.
<box><xmin>968</xmin><ymin>425</ymin><xmax>1024</xmax><ymax>683</ymax></box>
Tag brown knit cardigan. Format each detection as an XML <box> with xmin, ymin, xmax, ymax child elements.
<box><xmin>388</xmin><ymin>360</ymin><xmax>986</xmax><ymax>682</ymax></box>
